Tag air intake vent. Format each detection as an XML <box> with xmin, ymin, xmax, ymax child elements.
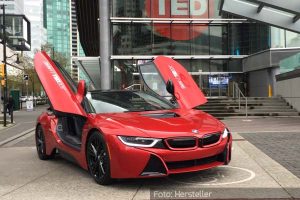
<box><xmin>141</xmin><ymin>155</ymin><xmax>167</xmax><ymax>176</ymax></box>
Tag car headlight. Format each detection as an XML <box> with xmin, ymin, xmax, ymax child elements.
<box><xmin>222</xmin><ymin>128</ymin><xmax>229</xmax><ymax>139</ymax></box>
<box><xmin>118</xmin><ymin>136</ymin><xmax>162</xmax><ymax>147</ymax></box>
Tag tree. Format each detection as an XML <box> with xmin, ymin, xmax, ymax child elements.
<box><xmin>7</xmin><ymin>54</ymin><xmax>43</xmax><ymax>96</ymax></box>
<box><xmin>40</xmin><ymin>43</ymin><xmax>70</xmax><ymax>72</ymax></box>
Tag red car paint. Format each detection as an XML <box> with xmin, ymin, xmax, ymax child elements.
<box><xmin>34</xmin><ymin>52</ymin><xmax>232</xmax><ymax>179</ymax></box>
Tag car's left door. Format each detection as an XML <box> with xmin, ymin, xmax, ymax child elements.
<box><xmin>34</xmin><ymin>51</ymin><xmax>87</xmax><ymax>117</ymax></box>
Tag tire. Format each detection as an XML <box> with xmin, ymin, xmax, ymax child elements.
<box><xmin>86</xmin><ymin>131</ymin><xmax>112</xmax><ymax>185</ymax></box>
<box><xmin>35</xmin><ymin>125</ymin><xmax>55</xmax><ymax>160</ymax></box>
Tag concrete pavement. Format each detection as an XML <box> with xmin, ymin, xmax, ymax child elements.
<box><xmin>0</xmin><ymin>105</ymin><xmax>48</xmax><ymax>143</ymax></box>
<box><xmin>0</xmin><ymin>116</ymin><xmax>300</xmax><ymax>199</ymax></box>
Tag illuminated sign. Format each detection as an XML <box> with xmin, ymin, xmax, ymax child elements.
<box><xmin>146</xmin><ymin>0</ymin><xmax>213</xmax><ymax>41</ymax></box>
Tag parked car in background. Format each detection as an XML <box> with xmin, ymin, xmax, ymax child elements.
<box><xmin>20</xmin><ymin>96</ymin><xmax>27</xmax><ymax>102</ymax></box>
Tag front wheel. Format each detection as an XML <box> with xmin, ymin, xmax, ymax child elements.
<box><xmin>86</xmin><ymin>131</ymin><xmax>112</xmax><ymax>185</ymax></box>
<box><xmin>35</xmin><ymin>125</ymin><xmax>55</xmax><ymax>160</ymax></box>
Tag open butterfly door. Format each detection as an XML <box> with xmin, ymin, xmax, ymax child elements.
<box><xmin>139</xmin><ymin>56</ymin><xmax>207</xmax><ymax>110</ymax></box>
<box><xmin>34</xmin><ymin>52</ymin><xmax>87</xmax><ymax>116</ymax></box>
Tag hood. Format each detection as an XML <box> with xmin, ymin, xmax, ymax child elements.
<box><xmin>98</xmin><ymin>110</ymin><xmax>224</xmax><ymax>138</ymax></box>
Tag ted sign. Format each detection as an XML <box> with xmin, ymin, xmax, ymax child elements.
<box><xmin>146</xmin><ymin>0</ymin><xmax>213</xmax><ymax>41</ymax></box>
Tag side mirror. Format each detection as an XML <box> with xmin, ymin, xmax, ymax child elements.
<box><xmin>76</xmin><ymin>80</ymin><xmax>87</xmax><ymax>103</ymax></box>
<box><xmin>166</xmin><ymin>79</ymin><xmax>175</xmax><ymax>96</ymax></box>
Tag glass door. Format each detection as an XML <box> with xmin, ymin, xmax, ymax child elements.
<box><xmin>197</xmin><ymin>73</ymin><xmax>230</xmax><ymax>97</ymax></box>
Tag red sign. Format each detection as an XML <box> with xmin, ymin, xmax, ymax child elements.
<box><xmin>145</xmin><ymin>0</ymin><xmax>213</xmax><ymax>41</ymax></box>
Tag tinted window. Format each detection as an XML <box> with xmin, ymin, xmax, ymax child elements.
<box><xmin>139</xmin><ymin>62</ymin><xmax>171</xmax><ymax>97</ymax></box>
<box><xmin>87</xmin><ymin>91</ymin><xmax>175</xmax><ymax>113</ymax></box>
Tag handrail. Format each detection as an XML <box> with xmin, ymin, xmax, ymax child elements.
<box><xmin>232</xmin><ymin>82</ymin><xmax>248</xmax><ymax>117</ymax></box>
<box><xmin>124</xmin><ymin>84</ymin><xmax>141</xmax><ymax>91</ymax></box>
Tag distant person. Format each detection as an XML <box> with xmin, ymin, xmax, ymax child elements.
<box><xmin>7</xmin><ymin>95</ymin><xmax>14</xmax><ymax>116</ymax></box>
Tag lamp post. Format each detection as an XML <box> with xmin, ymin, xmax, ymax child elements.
<box><xmin>1</xmin><ymin>4</ymin><xmax>8</xmax><ymax>127</ymax></box>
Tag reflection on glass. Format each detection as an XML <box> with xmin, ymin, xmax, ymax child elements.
<box><xmin>112</xmin><ymin>23</ymin><xmax>132</xmax><ymax>55</ymax></box>
<box><xmin>153</xmin><ymin>23</ymin><xmax>172</xmax><ymax>55</ymax></box>
<box><xmin>112</xmin><ymin>0</ymin><xmax>144</xmax><ymax>17</ymax></box>
<box><xmin>191</xmin><ymin>60</ymin><xmax>210</xmax><ymax>72</ymax></box>
<box><xmin>191</xmin><ymin>24</ymin><xmax>209</xmax><ymax>55</ymax></box>
<box><xmin>132</xmin><ymin>23</ymin><xmax>152</xmax><ymax>55</ymax></box>
<box><xmin>286</xmin><ymin>31</ymin><xmax>300</xmax><ymax>47</ymax></box>
<box><xmin>113</xmin><ymin>60</ymin><xmax>135</xmax><ymax>89</ymax></box>
<box><xmin>208</xmin><ymin>0</ymin><xmax>221</xmax><ymax>18</ymax></box>
<box><xmin>210</xmin><ymin>26</ymin><xmax>225</xmax><ymax>54</ymax></box>
<box><xmin>271</xmin><ymin>26</ymin><xmax>285</xmax><ymax>48</ymax></box>
<box><xmin>210</xmin><ymin>60</ymin><xmax>227</xmax><ymax>72</ymax></box>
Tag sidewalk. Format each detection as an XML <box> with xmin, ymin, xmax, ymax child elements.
<box><xmin>222</xmin><ymin>117</ymin><xmax>300</xmax><ymax>133</ymax></box>
<box><xmin>0</xmin><ymin>105</ymin><xmax>48</xmax><ymax>143</ymax></box>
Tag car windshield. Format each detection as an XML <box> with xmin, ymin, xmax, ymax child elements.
<box><xmin>87</xmin><ymin>90</ymin><xmax>175</xmax><ymax>113</ymax></box>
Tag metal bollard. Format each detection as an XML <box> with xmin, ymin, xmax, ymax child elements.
<box><xmin>10</xmin><ymin>109</ymin><xmax>13</xmax><ymax>123</ymax></box>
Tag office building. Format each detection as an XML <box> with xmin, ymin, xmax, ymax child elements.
<box><xmin>75</xmin><ymin>0</ymin><xmax>300</xmax><ymax>97</ymax></box>
<box><xmin>24</xmin><ymin>0</ymin><xmax>46</xmax><ymax>57</ymax></box>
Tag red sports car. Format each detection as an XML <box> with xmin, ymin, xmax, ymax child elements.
<box><xmin>34</xmin><ymin>52</ymin><xmax>232</xmax><ymax>185</ymax></box>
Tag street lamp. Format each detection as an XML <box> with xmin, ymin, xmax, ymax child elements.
<box><xmin>1</xmin><ymin>4</ymin><xmax>8</xmax><ymax>126</ymax></box>
<box><xmin>7</xmin><ymin>53</ymin><xmax>21</xmax><ymax>64</ymax></box>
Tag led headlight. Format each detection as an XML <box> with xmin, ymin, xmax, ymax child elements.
<box><xmin>118</xmin><ymin>136</ymin><xmax>162</xmax><ymax>147</ymax></box>
<box><xmin>222</xmin><ymin>128</ymin><xmax>229</xmax><ymax>139</ymax></box>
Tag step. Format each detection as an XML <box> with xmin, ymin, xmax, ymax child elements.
<box><xmin>206</xmin><ymin>100</ymin><xmax>288</xmax><ymax>104</ymax></box>
<box><xmin>199</xmin><ymin>105</ymin><xmax>292</xmax><ymax>110</ymax></box>
<box><xmin>244</xmin><ymin>109</ymin><xmax>297</xmax><ymax>112</ymax></box>
<box><xmin>204</xmin><ymin>102</ymin><xmax>289</xmax><ymax>106</ymax></box>
<box><xmin>200</xmin><ymin>109</ymin><xmax>236</xmax><ymax>113</ymax></box>
<box><xmin>248</xmin><ymin>105</ymin><xmax>292</xmax><ymax>109</ymax></box>
<box><xmin>199</xmin><ymin>107</ymin><xmax>237</xmax><ymax>110</ymax></box>
<box><xmin>210</xmin><ymin>112</ymin><xmax>300</xmax><ymax>117</ymax></box>
<box><xmin>207</xmin><ymin>99</ymin><xmax>286</xmax><ymax>102</ymax></box>
<box><xmin>207</xmin><ymin>97</ymin><xmax>282</xmax><ymax>101</ymax></box>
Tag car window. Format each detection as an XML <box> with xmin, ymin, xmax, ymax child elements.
<box><xmin>139</xmin><ymin>62</ymin><xmax>172</xmax><ymax>98</ymax></box>
<box><xmin>87</xmin><ymin>91</ymin><xmax>175</xmax><ymax>113</ymax></box>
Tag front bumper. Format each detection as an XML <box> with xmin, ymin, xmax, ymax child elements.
<box><xmin>106</xmin><ymin>134</ymin><xmax>232</xmax><ymax>179</ymax></box>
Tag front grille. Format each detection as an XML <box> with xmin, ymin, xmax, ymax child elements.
<box><xmin>199</xmin><ymin>133</ymin><xmax>221</xmax><ymax>147</ymax></box>
<box><xmin>166</xmin><ymin>154</ymin><xmax>219</xmax><ymax>170</ymax></box>
<box><xmin>166</xmin><ymin>137</ymin><xmax>197</xmax><ymax>149</ymax></box>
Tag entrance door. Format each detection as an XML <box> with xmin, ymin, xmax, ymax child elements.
<box><xmin>197</xmin><ymin>73</ymin><xmax>230</xmax><ymax>97</ymax></box>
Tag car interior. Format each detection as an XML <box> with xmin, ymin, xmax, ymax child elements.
<box><xmin>56</xmin><ymin>115</ymin><xmax>86</xmax><ymax>149</ymax></box>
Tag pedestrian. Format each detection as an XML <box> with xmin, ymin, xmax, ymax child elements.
<box><xmin>6</xmin><ymin>95</ymin><xmax>14</xmax><ymax>116</ymax></box>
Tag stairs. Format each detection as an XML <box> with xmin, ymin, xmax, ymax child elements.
<box><xmin>197</xmin><ymin>97</ymin><xmax>300</xmax><ymax>119</ymax></box>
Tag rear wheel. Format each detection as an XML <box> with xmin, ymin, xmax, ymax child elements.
<box><xmin>86</xmin><ymin>131</ymin><xmax>112</xmax><ymax>185</ymax></box>
<box><xmin>35</xmin><ymin>125</ymin><xmax>55</xmax><ymax>160</ymax></box>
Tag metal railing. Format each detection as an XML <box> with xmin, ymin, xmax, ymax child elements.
<box><xmin>124</xmin><ymin>84</ymin><xmax>141</xmax><ymax>91</ymax></box>
<box><xmin>232</xmin><ymin>82</ymin><xmax>248</xmax><ymax>117</ymax></box>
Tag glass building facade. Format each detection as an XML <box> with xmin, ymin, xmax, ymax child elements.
<box><xmin>271</xmin><ymin>26</ymin><xmax>300</xmax><ymax>48</ymax></box>
<box><xmin>75</xmin><ymin>0</ymin><xmax>300</xmax><ymax>96</ymax></box>
<box><xmin>110</xmin><ymin>0</ymin><xmax>272</xmax><ymax>96</ymax></box>
<box><xmin>44</xmin><ymin>0</ymin><xmax>70</xmax><ymax>58</ymax></box>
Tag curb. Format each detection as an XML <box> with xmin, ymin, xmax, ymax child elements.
<box><xmin>0</xmin><ymin>123</ymin><xmax>16</xmax><ymax>131</ymax></box>
<box><xmin>0</xmin><ymin>127</ymin><xmax>35</xmax><ymax>147</ymax></box>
